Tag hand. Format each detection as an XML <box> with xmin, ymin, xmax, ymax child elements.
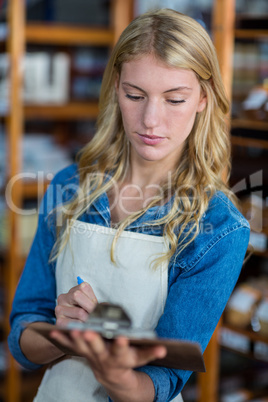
<box><xmin>50</xmin><ymin>330</ymin><xmax>167</xmax><ymax>401</ymax></box>
<box><xmin>55</xmin><ymin>282</ymin><xmax>98</xmax><ymax>327</ymax></box>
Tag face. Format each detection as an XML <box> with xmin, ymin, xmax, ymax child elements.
<box><xmin>115</xmin><ymin>54</ymin><xmax>207</xmax><ymax>171</ymax></box>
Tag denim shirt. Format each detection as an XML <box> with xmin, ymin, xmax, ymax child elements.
<box><xmin>8</xmin><ymin>164</ymin><xmax>250</xmax><ymax>402</ymax></box>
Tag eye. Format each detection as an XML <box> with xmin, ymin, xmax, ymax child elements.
<box><xmin>167</xmin><ymin>99</ymin><xmax>186</xmax><ymax>105</ymax></box>
<box><xmin>125</xmin><ymin>94</ymin><xmax>144</xmax><ymax>101</ymax></box>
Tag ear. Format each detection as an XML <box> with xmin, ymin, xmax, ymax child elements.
<box><xmin>197</xmin><ymin>90</ymin><xmax>207</xmax><ymax>113</ymax></box>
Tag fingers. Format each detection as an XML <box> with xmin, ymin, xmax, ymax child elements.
<box><xmin>110</xmin><ymin>336</ymin><xmax>128</xmax><ymax>357</ymax></box>
<box><xmin>50</xmin><ymin>328</ymin><xmax>168</xmax><ymax>388</ymax></box>
<box><xmin>81</xmin><ymin>333</ymin><xmax>167</xmax><ymax>368</ymax></box>
<box><xmin>77</xmin><ymin>282</ymin><xmax>98</xmax><ymax>312</ymax></box>
<box><xmin>55</xmin><ymin>305</ymin><xmax>89</xmax><ymax>326</ymax></box>
<box><xmin>73</xmin><ymin>331</ymin><xmax>109</xmax><ymax>360</ymax></box>
<box><xmin>111</xmin><ymin>337</ymin><xmax>167</xmax><ymax>367</ymax></box>
<box><xmin>57</xmin><ymin>282</ymin><xmax>97</xmax><ymax>311</ymax></box>
<box><xmin>135</xmin><ymin>344</ymin><xmax>167</xmax><ymax>365</ymax></box>
<box><xmin>50</xmin><ymin>330</ymin><xmax>110</xmax><ymax>363</ymax></box>
<box><xmin>55</xmin><ymin>282</ymin><xmax>98</xmax><ymax>325</ymax></box>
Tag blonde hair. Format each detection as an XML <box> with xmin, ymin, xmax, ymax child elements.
<box><xmin>51</xmin><ymin>9</ymin><xmax>235</xmax><ymax>266</ymax></box>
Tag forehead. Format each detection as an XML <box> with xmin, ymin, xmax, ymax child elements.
<box><xmin>119</xmin><ymin>54</ymin><xmax>199</xmax><ymax>90</ymax></box>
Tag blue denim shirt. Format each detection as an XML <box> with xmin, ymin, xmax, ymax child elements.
<box><xmin>8</xmin><ymin>164</ymin><xmax>250</xmax><ymax>402</ymax></box>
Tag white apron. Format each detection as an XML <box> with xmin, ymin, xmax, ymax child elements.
<box><xmin>34</xmin><ymin>221</ymin><xmax>183</xmax><ymax>402</ymax></box>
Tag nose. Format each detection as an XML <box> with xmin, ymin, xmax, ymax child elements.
<box><xmin>142</xmin><ymin>99</ymin><xmax>162</xmax><ymax>129</ymax></box>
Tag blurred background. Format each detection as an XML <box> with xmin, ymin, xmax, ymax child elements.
<box><xmin>0</xmin><ymin>0</ymin><xmax>267</xmax><ymax>401</ymax></box>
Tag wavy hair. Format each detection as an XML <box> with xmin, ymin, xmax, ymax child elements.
<box><xmin>51</xmin><ymin>9</ymin><xmax>235</xmax><ymax>266</ymax></box>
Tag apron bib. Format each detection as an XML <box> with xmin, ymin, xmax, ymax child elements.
<box><xmin>34</xmin><ymin>221</ymin><xmax>183</xmax><ymax>402</ymax></box>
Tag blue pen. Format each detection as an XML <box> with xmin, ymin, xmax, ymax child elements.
<box><xmin>77</xmin><ymin>276</ymin><xmax>84</xmax><ymax>285</ymax></box>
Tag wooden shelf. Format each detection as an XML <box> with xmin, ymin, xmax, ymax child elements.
<box><xmin>221</xmin><ymin>345</ymin><xmax>266</xmax><ymax>363</ymax></box>
<box><xmin>2</xmin><ymin>102</ymin><xmax>100</xmax><ymax>121</ymax></box>
<box><xmin>22</xmin><ymin>180</ymin><xmax>50</xmax><ymax>198</ymax></box>
<box><xmin>5</xmin><ymin>1</ymin><xmax>135</xmax><ymax>401</ymax></box>
<box><xmin>24</xmin><ymin>101</ymin><xmax>99</xmax><ymax>120</ymax></box>
<box><xmin>231</xmin><ymin>136</ymin><xmax>268</xmax><ymax>149</ymax></box>
<box><xmin>235</xmin><ymin>29</ymin><xmax>268</xmax><ymax>39</ymax></box>
<box><xmin>223</xmin><ymin>323</ymin><xmax>268</xmax><ymax>345</ymax></box>
<box><xmin>25</xmin><ymin>23</ymin><xmax>115</xmax><ymax>46</ymax></box>
<box><xmin>232</xmin><ymin>119</ymin><xmax>268</xmax><ymax>131</ymax></box>
<box><xmin>253</xmin><ymin>249</ymin><xmax>268</xmax><ymax>258</ymax></box>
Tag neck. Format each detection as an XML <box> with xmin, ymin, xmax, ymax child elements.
<box><xmin>108</xmin><ymin>151</ymin><xmax>175</xmax><ymax>224</ymax></box>
<box><xmin>125</xmin><ymin>154</ymin><xmax>175</xmax><ymax>189</ymax></box>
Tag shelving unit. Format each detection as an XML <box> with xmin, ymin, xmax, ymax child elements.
<box><xmin>3</xmin><ymin>1</ymin><xmax>134</xmax><ymax>401</ymax></box>
<box><xmin>197</xmin><ymin>1</ymin><xmax>236</xmax><ymax>401</ymax></box>
<box><xmin>3</xmin><ymin>0</ymin><xmax>267</xmax><ymax>401</ymax></box>
<box><xmin>198</xmin><ymin>1</ymin><xmax>268</xmax><ymax>401</ymax></box>
<box><xmin>217</xmin><ymin>1</ymin><xmax>268</xmax><ymax>400</ymax></box>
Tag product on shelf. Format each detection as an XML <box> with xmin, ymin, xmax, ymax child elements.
<box><xmin>0</xmin><ymin>342</ymin><xmax>8</xmax><ymax>374</ymax></box>
<box><xmin>23</xmin><ymin>52</ymin><xmax>70</xmax><ymax>104</ymax></box>
<box><xmin>22</xmin><ymin>133</ymin><xmax>73</xmax><ymax>177</ymax></box>
<box><xmin>240</xmin><ymin>195</ymin><xmax>264</xmax><ymax>233</ymax></box>
<box><xmin>225</xmin><ymin>283</ymin><xmax>263</xmax><ymax>328</ymax></box>
<box><xmin>0</xmin><ymin>54</ymin><xmax>9</xmax><ymax>114</ymax></box>
<box><xmin>220</xmin><ymin>326</ymin><xmax>251</xmax><ymax>353</ymax></box>
<box><xmin>221</xmin><ymin>388</ymin><xmax>252</xmax><ymax>402</ymax></box>
<box><xmin>255</xmin><ymin>297</ymin><xmax>268</xmax><ymax>336</ymax></box>
<box><xmin>242</xmin><ymin>82</ymin><xmax>268</xmax><ymax>121</ymax></box>
<box><xmin>0</xmin><ymin>52</ymin><xmax>71</xmax><ymax>107</ymax></box>
<box><xmin>240</xmin><ymin>196</ymin><xmax>268</xmax><ymax>253</ymax></box>
<box><xmin>225</xmin><ymin>276</ymin><xmax>268</xmax><ymax>336</ymax></box>
<box><xmin>254</xmin><ymin>341</ymin><xmax>268</xmax><ymax>361</ymax></box>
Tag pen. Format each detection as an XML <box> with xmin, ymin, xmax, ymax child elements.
<box><xmin>77</xmin><ymin>276</ymin><xmax>84</xmax><ymax>285</ymax></box>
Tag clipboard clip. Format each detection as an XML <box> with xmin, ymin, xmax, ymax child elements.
<box><xmin>67</xmin><ymin>303</ymin><xmax>157</xmax><ymax>340</ymax></box>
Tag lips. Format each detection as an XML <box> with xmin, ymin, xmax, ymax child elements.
<box><xmin>138</xmin><ymin>133</ymin><xmax>165</xmax><ymax>145</ymax></box>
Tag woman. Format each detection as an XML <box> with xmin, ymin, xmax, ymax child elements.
<box><xmin>8</xmin><ymin>9</ymin><xmax>250</xmax><ymax>402</ymax></box>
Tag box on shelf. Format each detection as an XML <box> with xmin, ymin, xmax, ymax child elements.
<box><xmin>242</xmin><ymin>85</ymin><xmax>268</xmax><ymax>121</ymax></box>
<box><xmin>24</xmin><ymin>52</ymin><xmax>70</xmax><ymax>104</ymax></box>
<box><xmin>0</xmin><ymin>52</ymin><xmax>71</xmax><ymax>108</ymax></box>
<box><xmin>225</xmin><ymin>283</ymin><xmax>263</xmax><ymax>328</ymax></box>
<box><xmin>240</xmin><ymin>195</ymin><xmax>268</xmax><ymax>252</ymax></box>
<box><xmin>249</xmin><ymin>232</ymin><xmax>267</xmax><ymax>253</ymax></box>
<box><xmin>220</xmin><ymin>327</ymin><xmax>251</xmax><ymax>353</ymax></box>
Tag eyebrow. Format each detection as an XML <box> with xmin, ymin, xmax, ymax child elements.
<box><xmin>122</xmin><ymin>82</ymin><xmax>192</xmax><ymax>93</ymax></box>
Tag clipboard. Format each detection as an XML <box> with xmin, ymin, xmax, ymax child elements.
<box><xmin>29</xmin><ymin>322</ymin><xmax>206</xmax><ymax>372</ymax></box>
